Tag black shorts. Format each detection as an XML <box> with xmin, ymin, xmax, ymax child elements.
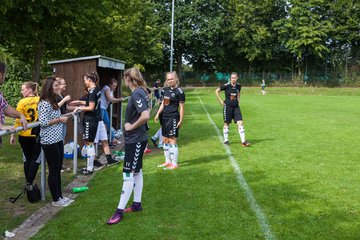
<box><xmin>223</xmin><ymin>104</ymin><xmax>242</xmax><ymax>124</ymax></box>
<box><xmin>83</xmin><ymin>117</ymin><xmax>99</xmax><ymax>142</ymax></box>
<box><xmin>123</xmin><ymin>140</ymin><xmax>147</xmax><ymax>173</ymax></box>
<box><xmin>161</xmin><ymin>113</ymin><xmax>179</xmax><ymax>138</ymax></box>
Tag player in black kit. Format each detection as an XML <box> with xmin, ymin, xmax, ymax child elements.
<box><xmin>70</xmin><ymin>72</ymin><xmax>101</xmax><ymax>174</ymax></box>
<box><xmin>154</xmin><ymin>72</ymin><xmax>185</xmax><ymax>170</ymax></box>
<box><xmin>107</xmin><ymin>67</ymin><xmax>150</xmax><ymax>225</ymax></box>
<box><xmin>215</xmin><ymin>72</ymin><xmax>250</xmax><ymax>147</ymax></box>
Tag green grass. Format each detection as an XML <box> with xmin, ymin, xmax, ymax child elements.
<box><xmin>0</xmin><ymin>118</ymin><xmax>76</xmax><ymax>235</ymax></box>
<box><xmin>3</xmin><ymin>87</ymin><xmax>360</xmax><ymax>239</ymax></box>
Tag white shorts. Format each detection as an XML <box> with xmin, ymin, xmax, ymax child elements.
<box><xmin>94</xmin><ymin>121</ymin><xmax>108</xmax><ymax>143</ymax></box>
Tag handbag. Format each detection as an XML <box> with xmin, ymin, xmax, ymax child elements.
<box><xmin>9</xmin><ymin>183</ymin><xmax>41</xmax><ymax>203</ymax></box>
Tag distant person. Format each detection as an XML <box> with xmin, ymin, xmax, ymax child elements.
<box><xmin>107</xmin><ymin>67</ymin><xmax>150</xmax><ymax>225</ymax></box>
<box><xmin>153</xmin><ymin>79</ymin><xmax>161</xmax><ymax>105</ymax></box>
<box><xmin>261</xmin><ymin>79</ymin><xmax>267</xmax><ymax>95</ymax></box>
<box><xmin>0</xmin><ymin>62</ymin><xmax>28</xmax><ymax>146</ymax></box>
<box><xmin>154</xmin><ymin>71</ymin><xmax>185</xmax><ymax>170</ymax></box>
<box><xmin>215</xmin><ymin>72</ymin><xmax>250</xmax><ymax>147</ymax></box>
<box><xmin>38</xmin><ymin>77</ymin><xmax>73</xmax><ymax>207</ymax></box>
<box><xmin>100</xmin><ymin>78</ymin><xmax>123</xmax><ymax>145</ymax></box>
<box><xmin>70</xmin><ymin>72</ymin><xmax>101</xmax><ymax>175</ymax></box>
<box><xmin>10</xmin><ymin>82</ymin><xmax>42</xmax><ymax>190</ymax></box>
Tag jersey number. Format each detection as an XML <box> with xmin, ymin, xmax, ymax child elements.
<box><xmin>27</xmin><ymin>108</ymin><xmax>36</xmax><ymax>122</ymax></box>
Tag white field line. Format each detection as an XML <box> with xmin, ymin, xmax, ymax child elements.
<box><xmin>197</xmin><ymin>95</ymin><xmax>276</xmax><ymax>240</ymax></box>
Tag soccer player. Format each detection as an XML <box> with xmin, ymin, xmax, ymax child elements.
<box><xmin>261</xmin><ymin>79</ymin><xmax>267</xmax><ymax>95</ymax></box>
<box><xmin>10</xmin><ymin>82</ymin><xmax>42</xmax><ymax>190</ymax></box>
<box><xmin>215</xmin><ymin>72</ymin><xmax>250</xmax><ymax>147</ymax></box>
<box><xmin>94</xmin><ymin>120</ymin><xmax>119</xmax><ymax>165</ymax></box>
<box><xmin>154</xmin><ymin>71</ymin><xmax>185</xmax><ymax>170</ymax></box>
<box><xmin>107</xmin><ymin>67</ymin><xmax>150</xmax><ymax>225</ymax></box>
<box><xmin>70</xmin><ymin>72</ymin><xmax>101</xmax><ymax>175</ymax></box>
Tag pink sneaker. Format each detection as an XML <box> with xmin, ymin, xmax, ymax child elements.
<box><xmin>144</xmin><ymin>148</ymin><xmax>152</xmax><ymax>154</ymax></box>
<box><xmin>164</xmin><ymin>164</ymin><xmax>178</xmax><ymax>170</ymax></box>
<box><xmin>157</xmin><ymin>162</ymin><xmax>171</xmax><ymax>168</ymax></box>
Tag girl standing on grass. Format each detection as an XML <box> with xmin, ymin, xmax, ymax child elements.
<box><xmin>107</xmin><ymin>67</ymin><xmax>150</xmax><ymax>225</ymax></box>
<box><xmin>70</xmin><ymin>72</ymin><xmax>102</xmax><ymax>175</ymax></box>
<box><xmin>154</xmin><ymin>71</ymin><xmax>185</xmax><ymax>170</ymax></box>
<box><xmin>38</xmin><ymin>77</ymin><xmax>73</xmax><ymax>207</ymax></box>
<box><xmin>10</xmin><ymin>82</ymin><xmax>42</xmax><ymax>191</ymax></box>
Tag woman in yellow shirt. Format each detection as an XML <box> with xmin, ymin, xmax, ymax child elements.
<box><xmin>10</xmin><ymin>82</ymin><xmax>42</xmax><ymax>188</ymax></box>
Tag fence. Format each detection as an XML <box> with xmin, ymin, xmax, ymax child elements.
<box><xmin>0</xmin><ymin>97</ymin><xmax>136</xmax><ymax>201</ymax></box>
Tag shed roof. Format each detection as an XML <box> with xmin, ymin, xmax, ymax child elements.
<box><xmin>48</xmin><ymin>55</ymin><xmax>126</xmax><ymax>70</ymax></box>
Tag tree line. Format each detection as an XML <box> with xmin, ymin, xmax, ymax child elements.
<box><xmin>0</xmin><ymin>0</ymin><xmax>359</xmax><ymax>86</ymax></box>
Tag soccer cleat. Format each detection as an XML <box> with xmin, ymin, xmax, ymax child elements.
<box><xmin>241</xmin><ymin>141</ymin><xmax>251</xmax><ymax>147</ymax></box>
<box><xmin>150</xmin><ymin>137</ymin><xmax>157</xmax><ymax>147</ymax></box>
<box><xmin>107</xmin><ymin>209</ymin><xmax>123</xmax><ymax>225</ymax></box>
<box><xmin>164</xmin><ymin>164</ymin><xmax>178</xmax><ymax>170</ymax></box>
<box><xmin>157</xmin><ymin>143</ymin><xmax>163</xmax><ymax>149</ymax></box>
<box><xmin>81</xmin><ymin>168</ymin><xmax>94</xmax><ymax>175</ymax></box>
<box><xmin>124</xmin><ymin>202</ymin><xmax>142</xmax><ymax>213</ymax></box>
<box><xmin>224</xmin><ymin>141</ymin><xmax>230</xmax><ymax>145</ymax></box>
<box><xmin>157</xmin><ymin>162</ymin><xmax>171</xmax><ymax>168</ymax></box>
<box><xmin>144</xmin><ymin>148</ymin><xmax>152</xmax><ymax>154</ymax></box>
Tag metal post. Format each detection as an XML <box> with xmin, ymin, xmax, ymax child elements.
<box><xmin>120</xmin><ymin>101</ymin><xmax>124</xmax><ymax>131</ymax></box>
<box><xmin>73</xmin><ymin>114</ymin><xmax>78</xmax><ymax>175</ymax></box>
<box><xmin>109</xmin><ymin>102</ymin><xmax>113</xmax><ymax>141</ymax></box>
<box><xmin>170</xmin><ymin>0</ymin><xmax>175</xmax><ymax>72</ymax></box>
<box><xmin>40</xmin><ymin>150</ymin><xmax>46</xmax><ymax>201</ymax></box>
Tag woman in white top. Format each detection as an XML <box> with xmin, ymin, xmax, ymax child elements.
<box><xmin>100</xmin><ymin>78</ymin><xmax>123</xmax><ymax>144</ymax></box>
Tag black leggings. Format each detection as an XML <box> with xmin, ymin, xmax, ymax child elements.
<box><xmin>18</xmin><ymin>136</ymin><xmax>41</xmax><ymax>185</ymax></box>
<box><xmin>41</xmin><ymin>141</ymin><xmax>64</xmax><ymax>202</ymax></box>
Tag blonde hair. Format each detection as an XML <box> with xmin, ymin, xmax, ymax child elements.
<box><xmin>124</xmin><ymin>67</ymin><xmax>147</xmax><ymax>90</ymax></box>
<box><xmin>166</xmin><ymin>71</ymin><xmax>179</xmax><ymax>87</ymax></box>
<box><xmin>23</xmin><ymin>81</ymin><xmax>39</xmax><ymax>96</ymax></box>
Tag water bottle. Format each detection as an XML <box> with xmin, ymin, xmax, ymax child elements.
<box><xmin>72</xmin><ymin>186</ymin><xmax>89</xmax><ymax>193</ymax></box>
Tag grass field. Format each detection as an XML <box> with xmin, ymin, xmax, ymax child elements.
<box><xmin>2</xmin><ymin>87</ymin><xmax>360</xmax><ymax>239</ymax></box>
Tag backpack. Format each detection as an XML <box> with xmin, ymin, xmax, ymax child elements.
<box><xmin>9</xmin><ymin>183</ymin><xmax>41</xmax><ymax>203</ymax></box>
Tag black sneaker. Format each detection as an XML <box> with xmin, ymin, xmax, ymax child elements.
<box><xmin>94</xmin><ymin>160</ymin><xmax>103</xmax><ymax>167</ymax></box>
<box><xmin>107</xmin><ymin>158</ymin><xmax>119</xmax><ymax>166</ymax></box>
<box><xmin>81</xmin><ymin>168</ymin><xmax>93</xmax><ymax>175</ymax></box>
<box><xmin>224</xmin><ymin>141</ymin><xmax>230</xmax><ymax>145</ymax></box>
<box><xmin>150</xmin><ymin>137</ymin><xmax>157</xmax><ymax>147</ymax></box>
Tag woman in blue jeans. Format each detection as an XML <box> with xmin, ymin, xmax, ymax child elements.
<box><xmin>100</xmin><ymin>78</ymin><xmax>123</xmax><ymax>144</ymax></box>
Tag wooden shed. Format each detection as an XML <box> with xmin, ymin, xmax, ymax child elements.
<box><xmin>48</xmin><ymin>55</ymin><xmax>126</xmax><ymax>142</ymax></box>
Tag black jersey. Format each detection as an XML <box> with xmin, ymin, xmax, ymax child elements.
<box><xmin>124</xmin><ymin>87</ymin><xmax>150</xmax><ymax>143</ymax></box>
<box><xmin>219</xmin><ymin>83</ymin><xmax>241</xmax><ymax>107</ymax></box>
<box><xmin>84</xmin><ymin>86</ymin><xmax>101</xmax><ymax>120</ymax></box>
<box><xmin>162</xmin><ymin>87</ymin><xmax>185</xmax><ymax>117</ymax></box>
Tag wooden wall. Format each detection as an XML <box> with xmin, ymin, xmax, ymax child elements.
<box><xmin>51</xmin><ymin>59</ymin><xmax>123</xmax><ymax>143</ymax></box>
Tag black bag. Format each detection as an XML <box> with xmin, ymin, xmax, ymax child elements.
<box><xmin>26</xmin><ymin>184</ymin><xmax>41</xmax><ymax>203</ymax></box>
<box><xmin>9</xmin><ymin>183</ymin><xmax>41</xmax><ymax>203</ymax></box>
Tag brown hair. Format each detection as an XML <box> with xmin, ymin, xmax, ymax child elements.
<box><xmin>0</xmin><ymin>62</ymin><xmax>5</xmax><ymax>74</ymax></box>
<box><xmin>124</xmin><ymin>67</ymin><xmax>147</xmax><ymax>90</ymax></box>
<box><xmin>40</xmin><ymin>77</ymin><xmax>59</xmax><ymax>110</ymax></box>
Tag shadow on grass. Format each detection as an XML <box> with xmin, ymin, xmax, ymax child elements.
<box><xmin>180</xmin><ymin>154</ymin><xmax>226</xmax><ymax>167</ymax></box>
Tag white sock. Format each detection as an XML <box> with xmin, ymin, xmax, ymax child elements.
<box><xmin>87</xmin><ymin>155</ymin><xmax>94</xmax><ymax>171</ymax></box>
<box><xmin>133</xmin><ymin>170</ymin><xmax>143</xmax><ymax>202</ymax></box>
<box><xmin>238</xmin><ymin>126</ymin><xmax>246</xmax><ymax>143</ymax></box>
<box><xmin>163</xmin><ymin>144</ymin><xmax>171</xmax><ymax>164</ymax></box>
<box><xmin>223</xmin><ymin>126</ymin><xmax>229</xmax><ymax>142</ymax></box>
<box><xmin>154</xmin><ymin>128</ymin><xmax>162</xmax><ymax>140</ymax></box>
<box><xmin>169</xmin><ymin>144</ymin><xmax>178</xmax><ymax>166</ymax></box>
<box><xmin>86</xmin><ymin>144</ymin><xmax>95</xmax><ymax>171</ymax></box>
<box><xmin>117</xmin><ymin>172</ymin><xmax>134</xmax><ymax>209</ymax></box>
<box><xmin>159</xmin><ymin>134</ymin><xmax>163</xmax><ymax>145</ymax></box>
